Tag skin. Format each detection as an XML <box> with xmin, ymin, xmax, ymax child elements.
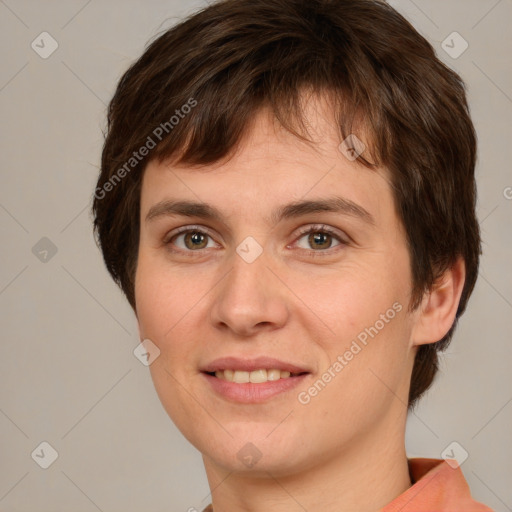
<box><xmin>134</xmin><ymin>94</ymin><xmax>465</xmax><ymax>512</ymax></box>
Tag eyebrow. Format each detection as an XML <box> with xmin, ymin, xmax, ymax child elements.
<box><xmin>145</xmin><ymin>196</ymin><xmax>375</xmax><ymax>227</ymax></box>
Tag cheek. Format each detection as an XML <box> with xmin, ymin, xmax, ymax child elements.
<box><xmin>135</xmin><ymin>252</ymin><xmax>198</xmax><ymax>342</ymax></box>
<box><xmin>291</xmin><ymin>256</ymin><xmax>412</xmax><ymax>407</ymax></box>
<box><xmin>134</xmin><ymin>256</ymin><xmax>203</xmax><ymax>433</ymax></box>
<box><xmin>293</xmin><ymin>257</ymin><xmax>406</xmax><ymax>340</ymax></box>
<box><xmin>295</xmin><ymin>297</ymin><xmax>411</xmax><ymax>441</ymax></box>
<box><xmin>134</xmin><ymin>253</ymin><xmax>212</xmax><ymax>390</ymax></box>
<box><xmin>135</xmin><ymin>271</ymin><xmax>168</xmax><ymax>343</ymax></box>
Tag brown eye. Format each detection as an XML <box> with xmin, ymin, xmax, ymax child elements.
<box><xmin>294</xmin><ymin>226</ymin><xmax>344</xmax><ymax>252</ymax></box>
<box><xmin>307</xmin><ymin>231</ymin><xmax>334</xmax><ymax>250</ymax></box>
<box><xmin>294</xmin><ymin>224</ymin><xmax>349</xmax><ymax>256</ymax></box>
<box><xmin>183</xmin><ymin>231</ymin><xmax>209</xmax><ymax>250</ymax></box>
<box><xmin>166</xmin><ymin>228</ymin><xmax>217</xmax><ymax>252</ymax></box>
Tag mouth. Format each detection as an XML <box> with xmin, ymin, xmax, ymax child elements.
<box><xmin>200</xmin><ymin>357</ymin><xmax>311</xmax><ymax>403</ymax></box>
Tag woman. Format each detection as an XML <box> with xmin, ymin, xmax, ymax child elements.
<box><xmin>92</xmin><ymin>1</ymin><xmax>492</xmax><ymax>510</ymax></box>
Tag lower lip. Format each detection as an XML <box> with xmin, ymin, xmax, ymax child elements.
<box><xmin>201</xmin><ymin>372</ymin><xmax>309</xmax><ymax>403</ymax></box>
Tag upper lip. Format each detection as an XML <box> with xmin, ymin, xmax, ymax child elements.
<box><xmin>201</xmin><ymin>356</ymin><xmax>310</xmax><ymax>374</ymax></box>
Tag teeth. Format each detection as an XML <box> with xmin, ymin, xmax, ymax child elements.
<box><xmin>233</xmin><ymin>370</ymin><xmax>249</xmax><ymax>383</ymax></box>
<box><xmin>250</xmin><ymin>369</ymin><xmax>267</xmax><ymax>383</ymax></box>
<box><xmin>267</xmin><ymin>369</ymin><xmax>281</xmax><ymax>381</ymax></box>
<box><xmin>213</xmin><ymin>369</ymin><xmax>298</xmax><ymax>383</ymax></box>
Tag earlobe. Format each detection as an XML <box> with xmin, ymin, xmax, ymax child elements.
<box><xmin>410</xmin><ymin>256</ymin><xmax>466</xmax><ymax>347</ymax></box>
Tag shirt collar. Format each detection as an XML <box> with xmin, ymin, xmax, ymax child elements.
<box><xmin>381</xmin><ymin>458</ymin><xmax>493</xmax><ymax>511</ymax></box>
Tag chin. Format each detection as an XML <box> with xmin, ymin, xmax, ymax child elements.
<box><xmin>192</xmin><ymin>423</ymin><xmax>315</xmax><ymax>476</ymax></box>
<box><xmin>204</xmin><ymin>446</ymin><xmax>307</xmax><ymax>476</ymax></box>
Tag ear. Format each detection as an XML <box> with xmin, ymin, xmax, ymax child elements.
<box><xmin>410</xmin><ymin>256</ymin><xmax>466</xmax><ymax>347</ymax></box>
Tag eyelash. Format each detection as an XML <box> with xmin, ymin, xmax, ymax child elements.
<box><xmin>163</xmin><ymin>224</ymin><xmax>348</xmax><ymax>257</ymax></box>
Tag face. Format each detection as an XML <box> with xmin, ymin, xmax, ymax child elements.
<box><xmin>135</xmin><ymin>97</ymin><xmax>418</xmax><ymax>477</ymax></box>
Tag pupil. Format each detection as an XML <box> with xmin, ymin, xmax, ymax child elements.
<box><xmin>309</xmin><ymin>232</ymin><xmax>331</xmax><ymax>249</ymax></box>
<box><xmin>187</xmin><ymin>231</ymin><xmax>206</xmax><ymax>249</ymax></box>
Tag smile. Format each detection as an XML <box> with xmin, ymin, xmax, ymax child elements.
<box><xmin>200</xmin><ymin>356</ymin><xmax>311</xmax><ymax>403</ymax></box>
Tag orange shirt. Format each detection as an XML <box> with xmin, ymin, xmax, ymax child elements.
<box><xmin>201</xmin><ymin>458</ymin><xmax>494</xmax><ymax>511</ymax></box>
<box><xmin>382</xmin><ymin>458</ymin><xmax>494</xmax><ymax>512</ymax></box>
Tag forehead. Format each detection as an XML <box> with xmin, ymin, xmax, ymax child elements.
<box><xmin>140</xmin><ymin>97</ymin><xmax>396</xmax><ymax>233</ymax></box>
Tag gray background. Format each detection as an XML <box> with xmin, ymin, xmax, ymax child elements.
<box><xmin>1</xmin><ymin>0</ymin><xmax>511</xmax><ymax>510</ymax></box>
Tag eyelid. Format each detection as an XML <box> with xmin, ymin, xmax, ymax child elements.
<box><xmin>163</xmin><ymin>226</ymin><xmax>221</xmax><ymax>257</ymax></box>
<box><xmin>289</xmin><ymin>223</ymin><xmax>349</xmax><ymax>251</ymax></box>
<box><xmin>163</xmin><ymin>224</ymin><xmax>216</xmax><ymax>241</ymax></box>
<box><xmin>293</xmin><ymin>223</ymin><xmax>348</xmax><ymax>241</ymax></box>
<box><xmin>163</xmin><ymin>223</ymin><xmax>349</xmax><ymax>254</ymax></box>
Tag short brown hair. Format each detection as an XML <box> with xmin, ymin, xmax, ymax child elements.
<box><xmin>92</xmin><ymin>0</ymin><xmax>480</xmax><ymax>409</ymax></box>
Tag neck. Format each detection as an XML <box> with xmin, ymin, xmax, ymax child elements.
<box><xmin>202</xmin><ymin>411</ymin><xmax>412</xmax><ymax>512</ymax></box>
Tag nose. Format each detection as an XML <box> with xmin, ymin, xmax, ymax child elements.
<box><xmin>209</xmin><ymin>247</ymin><xmax>290</xmax><ymax>337</ymax></box>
